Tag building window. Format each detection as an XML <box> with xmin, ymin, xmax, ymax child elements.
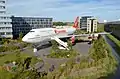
<box><xmin>0</xmin><ymin>1</ymin><xmax>5</xmax><ymax>3</ymax></box>
<box><xmin>6</xmin><ymin>32</ymin><xmax>12</xmax><ymax>35</ymax></box>
<box><xmin>0</xmin><ymin>6</ymin><xmax>5</xmax><ymax>9</ymax></box>
<box><xmin>0</xmin><ymin>32</ymin><xmax>5</xmax><ymax>35</ymax></box>
<box><xmin>6</xmin><ymin>27</ymin><xmax>11</xmax><ymax>29</ymax></box>
<box><xmin>50</xmin><ymin>19</ymin><xmax>52</xmax><ymax>21</ymax></box>
<box><xmin>0</xmin><ymin>11</ymin><xmax>5</xmax><ymax>14</ymax></box>
<box><xmin>0</xmin><ymin>27</ymin><xmax>5</xmax><ymax>29</ymax></box>
<box><xmin>94</xmin><ymin>21</ymin><xmax>97</xmax><ymax>23</ymax></box>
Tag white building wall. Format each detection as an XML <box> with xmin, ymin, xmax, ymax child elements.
<box><xmin>80</xmin><ymin>16</ymin><xmax>98</xmax><ymax>33</ymax></box>
<box><xmin>87</xmin><ymin>18</ymin><xmax>98</xmax><ymax>33</ymax></box>
<box><xmin>93</xmin><ymin>19</ymin><xmax>97</xmax><ymax>32</ymax></box>
<box><xmin>0</xmin><ymin>0</ymin><xmax>13</xmax><ymax>38</ymax></box>
<box><xmin>87</xmin><ymin>19</ymin><xmax>91</xmax><ymax>33</ymax></box>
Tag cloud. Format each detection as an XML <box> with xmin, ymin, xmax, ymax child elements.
<box><xmin>6</xmin><ymin>0</ymin><xmax>120</xmax><ymax>22</ymax></box>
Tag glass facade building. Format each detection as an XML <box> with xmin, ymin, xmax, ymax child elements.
<box><xmin>11</xmin><ymin>16</ymin><xmax>53</xmax><ymax>38</ymax></box>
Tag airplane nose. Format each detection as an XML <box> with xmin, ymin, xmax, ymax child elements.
<box><xmin>22</xmin><ymin>36</ymin><xmax>27</xmax><ymax>42</ymax></box>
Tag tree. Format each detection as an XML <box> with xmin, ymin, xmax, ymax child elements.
<box><xmin>51</xmin><ymin>40</ymin><xmax>58</xmax><ymax>51</ymax></box>
<box><xmin>1</xmin><ymin>38</ymin><xmax>10</xmax><ymax>45</ymax></box>
<box><xmin>19</xmin><ymin>32</ymin><xmax>23</xmax><ymax>41</ymax></box>
<box><xmin>74</xmin><ymin>29</ymin><xmax>82</xmax><ymax>34</ymax></box>
<box><xmin>53</xmin><ymin>22</ymin><xmax>67</xmax><ymax>26</ymax></box>
<box><xmin>13</xmin><ymin>56</ymin><xmax>47</xmax><ymax>79</ymax></box>
<box><xmin>97</xmin><ymin>23</ymin><xmax>105</xmax><ymax>32</ymax></box>
<box><xmin>0</xmin><ymin>70</ymin><xmax>14</xmax><ymax>79</ymax></box>
<box><xmin>67</xmin><ymin>40</ymin><xmax>73</xmax><ymax>51</ymax></box>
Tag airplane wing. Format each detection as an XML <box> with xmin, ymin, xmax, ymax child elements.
<box><xmin>55</xmin><ymin>32</ymin><xmax>111</xmax><ymax>39</ymax></box>
<box><xmin>56</xmin><ymin>34</ymin><xmax>89</xmax><ymax>38</ymax></box>
<box><xmin>50</xmin><ymin>32</ymin><xmax>111</xmax><ymax>50</ymax></box>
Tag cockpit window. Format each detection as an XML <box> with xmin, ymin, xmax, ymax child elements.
<box><xmin>30</xmin><ymin>31</ymin><xmax>35</xmax><ymax>32</ymax></box>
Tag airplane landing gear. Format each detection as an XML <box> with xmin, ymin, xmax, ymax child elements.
<box><xmin>33</xmin><ymin>48</ymin><xmax>39</xmax><ymax>57</ymax></box>
<box><xmin>33</xmin><ymin>48</ymin><xmax>37</xmax><ymax>53</ymax></box>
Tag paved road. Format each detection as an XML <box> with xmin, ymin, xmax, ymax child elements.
<box><xmin>39</xmin><ymin>42</ymin><xmax>91</xmax><ymax>71</ymax></box>
<box><xmin>73</xmin><ymin>42</ymin><xmax>91</xmax><ymax>56</ymax></box>
<box><xmin>103</xmin><ymin>35</ymin><xmax>120</xmax><ymax>79</ymax></box>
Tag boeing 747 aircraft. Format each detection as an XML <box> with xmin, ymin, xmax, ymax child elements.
<box><xmin>22</xmin><ymin>16</ymin><xmax>110</xmax><ymax>52</ymax></box>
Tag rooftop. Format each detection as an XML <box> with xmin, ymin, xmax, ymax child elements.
<box><xmin>106</xmin><ymin>21</ymin><xmax>120</xmax><ymax>24</ymax></box>
<box><xmin>81</xmin><ymin>16</ymin><xmax>93</xmax><ymax>18</ymax></box>
<box><xmin>11</xmin><ymin>16</ymin><xmax>52</xmax><ymax>19</ymax></box>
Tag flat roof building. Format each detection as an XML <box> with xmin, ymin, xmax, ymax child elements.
<box><xmin>80</xmin><ymin>16</ymin><xmax>98</xmax><ymax>33</ymax></box>
<box><xmin>105</xmin><ymin>21</ymin><xmax>120</xmax><ymax>40</ymax></box>
<box><xmin>11</xmin><ymin>16</ymin><xmax>53</xmax><ymax>38</ymax></box>
<box><xmin>0</xmin><ymin>0</ymin><xmax>13</xmax><ymax>38</ymax></box>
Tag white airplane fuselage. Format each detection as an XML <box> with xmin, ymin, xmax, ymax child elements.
<box><xmin>22</xmin><ymin>27</ymin><xmax>76</xmax><ymax>43</ymax></box>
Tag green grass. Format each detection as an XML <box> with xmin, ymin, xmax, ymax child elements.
<box><xmin>74</xmin><ymin>29</ymin><xmax>88</xmax><ymax>34</ymax></box>
<box><xmin>97</xmin><ymin>23</ymin><xmax>105</xmax><ymax>32</ymax></box>
<box><xmin>0</xmin><ymin>38</ymin><xmax>30</xmax><ymax>52</ymax></box>
<box><xmin>0</xmin><ymin>52</ymin><xmax>31</xmax><ymax>65</ymax></box>
<box><xmin>0</xmin><ymin>42</ymin><xmax>30</xmax><ymax>52</ymax></box>
<box><xmin>0</xmin><ymin>70</ymin><xmax>14</xmax><ymax>79</ymax></box>
<box><xmin>47</xmin><ymin>49</ymin><xmax>78</xmax><ymax>58</ymax></box>
<box><xmin>0</xmin><ymin>51</ymin><xmax>43</xmax><ymax>79</ymax></box>
<box><xmin>30</xmin><ymin>56</ymin><xmax>43</xmax><ymax>67</ymax></box>
<box><xmin>0</xmin><ymin>50</ymin><xmax>43</xmax><ymax>66</ymax></box>
<box><xmin>107</xmin><ymin>34</ymin><xmax>120</xmax><ymax>55</ymax></box>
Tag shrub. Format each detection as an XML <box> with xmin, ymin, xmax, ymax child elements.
<box><xmin>0</xmin><ymin>46</ymin><xmax>8</xmax><ymax>52</ymax></box>
<box><xmin>4</xmin><ymin>60</ymin><xmax>13</xmax><ymax>64</ymax></box>
<box><xmin>0</xmin><ymin>45</ymin><xmax>20</xmax><ymax>52</ymax></box>
<box><xmin>107</xmin><ymin>34</ymin><xmax>120</xmax><ymax>55</ymax></box>
<box><xmin>48</xmin><ymin>40</ymin><xmax>78</xmax><ymax>58</ymax></box>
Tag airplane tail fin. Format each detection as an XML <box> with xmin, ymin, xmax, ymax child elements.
<box><xmin>73</xmin><ymin>16</ymin><xmax>79</xmax><ymax>29</ymax></box>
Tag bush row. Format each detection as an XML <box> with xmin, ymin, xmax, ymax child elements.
<box><xmin>0</xmin><ymin>46</ymin><xmax>20</xmax><ymax>52</ymax></box>
<box><xmin>107</xmin><ymin>34</ymin><xmax>120</xmax><ymax>55</ymax></box>
<box><xmin>0</xmin><ymin>43</ymin><xmax>29</xmax><ymax>53</ymax></box>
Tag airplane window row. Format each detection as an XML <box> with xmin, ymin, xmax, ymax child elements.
<box><xmin>30</xmin><ymin>31</ymin><xmax>35</xmax><ymax>32</ymax></box>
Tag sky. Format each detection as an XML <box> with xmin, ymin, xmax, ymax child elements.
<box><xmin>6</xmin><ymin>0</ymin><xmax>120</xmax><ymax>22</ymax></box>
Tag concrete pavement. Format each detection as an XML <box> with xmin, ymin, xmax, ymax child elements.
<box><xmin>22</xmin><ymin>42</ymin><xmax>90</xmax><ymax>72</ymax></box>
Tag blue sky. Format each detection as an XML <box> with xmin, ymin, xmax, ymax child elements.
<box><xmin>7</xmin><ymin>0</ymin><xmax>120</xmax><ymax>22</ymax></box>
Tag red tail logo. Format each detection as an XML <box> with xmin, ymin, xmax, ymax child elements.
<box><xmin>73</xmin><ymin>16</ymin><xmax>79</xmax><ymax>29</ymax></box>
